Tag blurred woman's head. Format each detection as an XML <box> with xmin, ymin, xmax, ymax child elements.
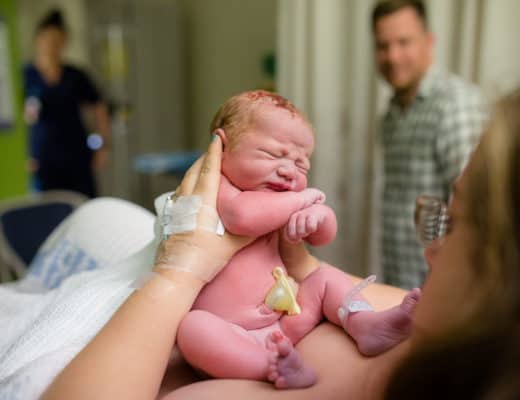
<box><xmin>464</xmin><ymin>87</ymin><xmax>520</xmax><ymax>325</ymax></box>
<box><xmin>414</xmin><ymin>88</ymin><xmax>520</xmax><ymax>339</ymax></box>
<box><xmin>34</xmin><ymin>9</ymin><xmax>67</xmax><ymax>62</ymax></box>
<box><xmin>387</xmin><ymin>89</ymin><xmax>520</xmax><ymax>399</ymax></box>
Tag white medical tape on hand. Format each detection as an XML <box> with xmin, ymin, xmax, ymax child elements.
<box><xmin>337</xmin><ymin>275</ymin><xmax>376</xmax><ymax>325</ymax></box>
<box><xmin>137</xmin><ymin>191</ymin><xmax>228</xmax><ymax>283</ymax></box>
<box><xmin>156</xmin><ymin>191</ymin><xmax>224</xmax><ymax>240</ymax></box>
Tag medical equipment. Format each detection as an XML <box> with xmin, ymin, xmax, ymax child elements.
<box><xmin>337</xmin><ymin>275</ymin><xmax>376</xmax><ymax>325</ymax></box>
<box><xmin>265</xmin><ymin>267</ymin><xmax>301</xmax><ymax>315</ymax></box>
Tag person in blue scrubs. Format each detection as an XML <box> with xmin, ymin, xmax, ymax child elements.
<box><xmin>24</xmin><ymin>9</ymin><xmax>110</xmax><ymax>198</ymax></box>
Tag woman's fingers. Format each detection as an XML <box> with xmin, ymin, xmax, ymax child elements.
<box><xmin>176</xmin><ymin>156</ymin><xmax>204</xmax><ymax>196</ymax></box>
<box><xmin>193</xmin><ymin>135</ymin><xmax>223</xmax><ymax>207</ymax></box>
<box><xmin>178</xmin><ymin>135</ymin><xmax>222</xmax><ymax>201</ymax></box>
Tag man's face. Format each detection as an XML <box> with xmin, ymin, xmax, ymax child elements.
<box><xmin>373</xmin><ymin>7</ymin><xmax>433</xmax><ymax>92</ymax></box>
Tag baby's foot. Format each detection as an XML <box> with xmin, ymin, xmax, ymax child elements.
<box><xmin>344</xmin><ymin>288</ymin><xmax>421</xmax><ymax>356</ymax></box>
<box><xmin>265</xmin><ymin>331</ymin><xmax>317</xmax><ymax>389</ymax></box>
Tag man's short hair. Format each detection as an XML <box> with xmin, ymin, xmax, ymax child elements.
<box><xmin>371</xmin><ymin>0</ymin><xmax>428</xmax><ymax>31</ymax></box>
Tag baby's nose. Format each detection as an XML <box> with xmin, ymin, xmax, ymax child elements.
<box><xmin>277</xmin><ymin>164</ymin><xmax>296</xmax><ymax>180</ymax></box>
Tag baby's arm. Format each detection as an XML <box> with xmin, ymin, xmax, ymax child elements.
<box><xmin>217</xmin><ymin>175</ymin><xmax>325</xmax><ymax>236</ymax></box>
<box><xmin>284</xmin><ymin>204</ymin><xmax>337</xmax><ymax>246</ymax></box>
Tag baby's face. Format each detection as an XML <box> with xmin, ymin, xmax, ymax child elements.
<box><xmin>222</xmin><ymin>106</ymin><xmax>314</xmax><ymax>192</ymax></box>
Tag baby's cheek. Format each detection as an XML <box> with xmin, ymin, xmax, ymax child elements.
<box><xmin>294</xmin><ymin>175</ymin><xmax>307</xmax><ymax>191</ymax></box>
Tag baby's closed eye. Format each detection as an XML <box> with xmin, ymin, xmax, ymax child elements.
<box><xmin>296</xmin><ymin>159</ymin><xmax>310</xmax><ymax>174</ymax></box>
<box><xmin>258</xmin><ymin>149</ymin><xmax>279</xmax><ymax>158</ymax></box>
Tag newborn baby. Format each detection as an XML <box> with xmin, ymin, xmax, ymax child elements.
<box><xmin>176</xmin><ymin>90</ymin><xmax>420</xmax><ymax>389</ymax></box>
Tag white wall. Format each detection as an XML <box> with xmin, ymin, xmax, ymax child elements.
<box><xmin>180</xmin><ymin>0</ymin><xmax>277</xmax><ymax>148</ymax></box>
<box><xmin>479</xmin><ymin>0</ymin><xmax>520</xmax><ymax>96</ymax></box>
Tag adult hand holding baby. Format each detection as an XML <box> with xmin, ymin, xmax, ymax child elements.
<box><xmin>42</xmin><ymin>134</ymin><xmax>254</xmax><ymax>400</ymax></box>
<box><xmin>154</xmin><ymin>134</ymin><xmax>254</xmax><ymax>283</ymax></box>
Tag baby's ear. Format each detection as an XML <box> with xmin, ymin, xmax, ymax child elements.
<box><xmin>213</xmin><ymin>128</ymin><xmax>228</xmax><ymax>151</ymax></box>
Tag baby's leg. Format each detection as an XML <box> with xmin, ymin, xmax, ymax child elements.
<box><xmin>279</xmin><ymin>265</ymin><xmax>337</xmax><ymax>344</ymax></box>
<box><xmin>177</xmin><ymin>310</ymin><xmax>271</xmax><ymax>380</ymax></box>
<box><xmin>343</xmin><ymin>287</ymin><xmax>420</xmax><ymax>356</ymax></box>
<box><xmin>178</xmin><ymin>310</ymin><xmax>316</xmax><ymax>389</ymax></box>
<box><xmin>280</xmin><ymin>265</ymin><xmax>372</xmax><ymax>344</ymax></box>
<box><xmin>281</xmin><ymin>264</ymin><xmax>420</xmax><ymax>356</ymax></box>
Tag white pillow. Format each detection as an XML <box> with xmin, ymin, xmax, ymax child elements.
<box><xmin>20</xmin><ymin>197</ymin><xmax>155</xmax><ymax>292</ymax></box>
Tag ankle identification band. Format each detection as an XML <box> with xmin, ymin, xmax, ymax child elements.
<box><xmin>337</xmin><ymin>275</ymin><xmax>376</xmax><ymax>325</ymax></box>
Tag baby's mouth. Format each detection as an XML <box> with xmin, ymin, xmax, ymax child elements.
<box><xmin>266</xmin><ymin>182</ymin><xmax>290</xmax><ymax>192</ymax></box>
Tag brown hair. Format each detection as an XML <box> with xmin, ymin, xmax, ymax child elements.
<box><xmin>465</xmin><ymin>88</ymin><xmax>520</xmax><ymax>319</ymax></box>
<box><xmin>371</xmin><ymin>0</ymin><xmax>428</xmax><ymax>31</ymax></box>
<box><xmin>209</xmin><ymin>90</ymin><xmax>307</xmax><ymax>148</ymax></box>
<box><xmin>36</xmin><ymin>8</ymin><xmax>67</xmax><ymax>36</ymax></box>
<box><xmin>385</xmin><ymin>89</ymin><xmax>520</xmax><ymax>399</ymax></box>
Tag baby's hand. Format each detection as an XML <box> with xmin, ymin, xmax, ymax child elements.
<box><xmin>284</xmin><ymin>205</ymin><xmax>326</xmax><ymax>243</ymax></box>
<box><xmin>300</xmin><ymin>188</ymin><xmax>326</xmax><ymax>209</ymax></box>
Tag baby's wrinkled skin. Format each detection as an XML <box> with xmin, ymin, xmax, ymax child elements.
<box><xmin>177</xmin><ymin>103</ymin><xmax>419</xmax><ymax>389</ymax></box>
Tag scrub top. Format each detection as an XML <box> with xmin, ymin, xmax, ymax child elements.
<box><xmin>23</xmin><ymin>63</ymin><xmax>101</xmax><ymax>198</ymax></box>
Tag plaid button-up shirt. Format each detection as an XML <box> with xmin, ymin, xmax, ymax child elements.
<box><xmin>380</xmin><ymin>67</ymin><xmax>488</xmax><ymax>289</ymax></box>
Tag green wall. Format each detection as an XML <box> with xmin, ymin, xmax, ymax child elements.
<box><xmin>0</xmin><ymin>0</ymin><xmax>28</xmax><ymax>200</ymax></box>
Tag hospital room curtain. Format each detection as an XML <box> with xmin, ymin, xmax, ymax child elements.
<box><xmin>277</xmin><ymin>0</ymin><xmax>520</xmax><ymax>277</ymax></box>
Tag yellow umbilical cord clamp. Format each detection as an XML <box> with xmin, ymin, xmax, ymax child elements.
<box><xmin>265</xmin><ymin>267</ymin><xmax>301</xmax><ymax>315</ymax></box>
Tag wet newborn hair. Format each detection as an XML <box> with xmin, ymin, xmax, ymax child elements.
<box><xmin>210</xmin><ymin>90</ymin><xmax>309</xmax><ymax>148</ymax></box>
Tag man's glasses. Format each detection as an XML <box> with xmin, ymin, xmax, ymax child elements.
<box><xmin>414</xmin><ymin>195</ymin><xmax>450</xmax><ymax>247</ymax></box>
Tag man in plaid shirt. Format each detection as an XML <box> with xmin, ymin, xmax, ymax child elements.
<box><xmin>372</xmin><ymin>0</ymin><xmax>488</xmax><ymax>289</ymax></box>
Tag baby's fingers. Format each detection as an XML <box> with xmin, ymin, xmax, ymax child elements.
<box><xmin>305</xmin><ymin>215</ymin><xmax>319</xmax><ymax>234</ymax></box>
<box><xmin>284</xmin><ymin>214</ymin><xmax>300</xmax><ymax>243</ymax></box>
<box><xmin>296</xmin><ymin>214</ymin><xmax>308</xmax><ymax>237</ymax></box>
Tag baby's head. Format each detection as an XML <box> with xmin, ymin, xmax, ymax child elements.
<box><xmin>210</xmin><ymin>90</ymin><xmax>314</xmax><ymax>192</ymax></box>
<box><xmin>210</xmin><ymin>90</ymin><xmax>304</xmax><ymax>149</ymax></box>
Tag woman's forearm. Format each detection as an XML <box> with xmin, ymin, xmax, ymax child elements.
<box><xmin>42</xmin><ymin>270</ymin><xmax>204</xmax><ymax>400</ymax></box>
<box><xmin>42</xmin><ymin>133</ymin><xmax>246</xmax><ymax>399</ymax></box>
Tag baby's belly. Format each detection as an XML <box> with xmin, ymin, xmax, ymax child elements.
<box><xmin>193</xmin><ymin>235</ymin><xmax>285</xmax><ymax>329</ymax></box>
